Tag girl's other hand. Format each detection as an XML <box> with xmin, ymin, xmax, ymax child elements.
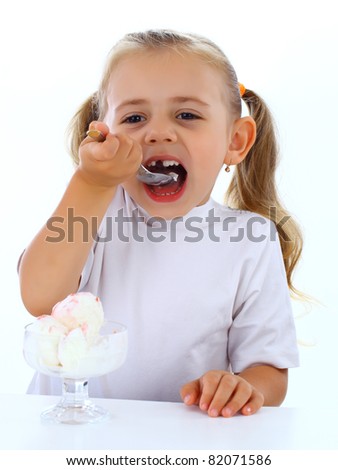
<box><xmin>180</xmin><ymin>370</ymin><xmax>264</xmax><ymax>418</ymax></box>
<box><xmin>77</xmin><ymin>121</ymin><xmax>143</xmax><ymax>189</ymax></box>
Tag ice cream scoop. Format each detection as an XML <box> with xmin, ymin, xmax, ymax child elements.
<box><xmin>58</xmin><ymin>327</ymin><xmax>88</xmax><ymax>371</ymax></box>
<box><xmin>28</xmin><ymin>315</ymin><xmax>67</xmax><ymax>367</ymax></box>
<box><xmin>52</xmin><ymin>292</ymin><xmax>104</xmax><ymax>337</ymax></box>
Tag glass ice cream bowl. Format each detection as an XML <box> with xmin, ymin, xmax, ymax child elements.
<box><xmin>23</xmin><ymin>320</ymin><xmax>127</xmax><ymax>424</ymax></box>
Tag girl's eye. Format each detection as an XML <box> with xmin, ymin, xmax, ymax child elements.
<box><xmin>177</xmin><ymin>112</ymin><xmax>200</xmax><ymax>120</ymax></box>
<box><xmin>122</xmin><ymin>114</ymin><xmax>146</xmax><ymax>124</ymax></box>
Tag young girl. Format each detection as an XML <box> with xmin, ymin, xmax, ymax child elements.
<box><xmin>19</xmin><ymin>30</ymin><xmax>300</xmax><ymax>418</ymax></box>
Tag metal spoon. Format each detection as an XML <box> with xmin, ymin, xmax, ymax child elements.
<box><xmin>86</xmin><ymin>130</ymin><xmax>178</xmax><ymax>186</ymax></box>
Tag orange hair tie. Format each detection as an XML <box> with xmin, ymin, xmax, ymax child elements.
<box><xmin>238</xmin><ymin>83</ymin><xmax>246</xmax><ymax>97</ymax></box>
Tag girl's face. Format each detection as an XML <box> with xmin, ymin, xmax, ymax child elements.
<box><xmin>104</xmin><ymin>50</ymin><xmax>238</xmax><ymax>218</ymax></box>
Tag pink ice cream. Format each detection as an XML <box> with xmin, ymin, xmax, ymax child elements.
<box><xmin>52</xmin><ymin>292</ymin><xmax>104</xmax><ymax>336</ymax></box>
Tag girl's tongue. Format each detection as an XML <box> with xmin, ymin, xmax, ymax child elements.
<box><xmin>150</xmin><ymin>177</ymin><xmax>181</xmax><ymax>195</ymax></box>
<box><xmin>144</xmin><ymin>160</ymin><xmax>188</xmax><ymax>201</ymax></box>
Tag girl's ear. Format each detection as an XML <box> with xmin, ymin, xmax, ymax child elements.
<box><xmin>224</xmin><ymin>116</ymin><xmax>256</xmax><ymax>165</ymax></box>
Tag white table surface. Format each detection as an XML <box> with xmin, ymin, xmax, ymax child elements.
<box><xmin>1</xmin><ymin>393</ymin><xmax>337</xmax><ymax>450</ymax></box>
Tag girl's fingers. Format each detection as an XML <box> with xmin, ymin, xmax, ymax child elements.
<box><xmin>116</xmin><ymin>134</ymin><xmax>142</xmax><ymax>164</ymax></box>
<box><xmin>217</xmin><ymin>378</ymin><xmax>252</xmax><ymax>417</ymax></box>
<box><xmin>205</xmin><ymin>373</ymin><xmax>244</xmax><ymax>417</ymax></box>
<box><xmin>88</xmin><ymin>134</ymin><xmax>120</xmax><ymax>162</ymax></box>
<box><xmin>181</xmin><ymin>371</ymin><xmax>264</xmax><ymax>418</ymax></box>
<box><xmin>240</xmin><ymin>391</ymin><xmax>265</xmax><ymax>416</ymax></box>
<box><xmin>84</xmin><ymin>122</ymin><xmax>142</xmax><ymax>170</ymax></box>
<box><xmin>198</xmin><ymin>371</ymin><xmax>225</xmax><ymax>412</ymax></box>
<box><xmin>85</xmin><ymin>133</ymin><xmax>134</xmax><ymax>164</ymax></box>
<box><xmin>180</xmin><ymin>379</ymin><xmax>200</xmax><ymax>406</ymax></box>
<box><xmin>127</xmin><ymin>142</ymin><xmax>143</xmax><ymax>172</ymax></box>
<box><xmin>101</xmin><ymin>133</ymin><xmax>137</xmax><ymax>164</ymax></box>
<box><xmin>79</xmin><ymin>128</ymin><xmax>143</xmax><ymax>187</ymax></box>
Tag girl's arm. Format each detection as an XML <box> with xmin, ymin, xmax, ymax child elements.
<box><xmin>19</xmin><ymin>123</ymin><xmax>142</xmax><ymax>316</ymax></box>
<box><xmin>19</xmin><ymin>173</ymin><xmax>116</xmax><ymax>316</ymax></box>
<box><xmin>180</xmin><ymin>365</ymin><xmax>288</xmax><ymax>418</ymax></box>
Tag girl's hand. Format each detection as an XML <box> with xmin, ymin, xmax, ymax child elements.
<box><xmin>77</xmin><ymin>121</ymin><xmax>143</xmax><ymax>189</ymax></box>
<box><xmin>180</xmin><ymin>370</ymin><xmax>264</xmax><ymax>418</ymax></box>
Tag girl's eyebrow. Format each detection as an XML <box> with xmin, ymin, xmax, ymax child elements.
<box><xmin>171</xmin><ymin>96</ymin><xmax>210</xmax><ymax>107</ymax></box>
<box><xmin>115</xmin><ymin>96</ymin><xmax>210</xmax><ymax>112</ymax></box>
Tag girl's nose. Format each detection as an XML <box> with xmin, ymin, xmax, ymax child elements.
<box><xmin>144</xmin><ymin>122</ymin><xmax>177</xmax><ymax>144</ymax></box>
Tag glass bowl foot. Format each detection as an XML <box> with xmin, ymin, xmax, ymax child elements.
<box><xmin>41</xmin><ymin>402</ymin><xmax>110</xmax><ymax>424</ymax></box>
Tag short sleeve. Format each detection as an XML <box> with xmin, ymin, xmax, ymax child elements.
<box><xmin>228</xmin><ymin>220</ymin><xmax>299</xmax><ymax>372</ymax></box>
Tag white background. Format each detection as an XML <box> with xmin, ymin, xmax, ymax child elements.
<box><xmin>0</xmin><ymin>0</ymin><xmax>337</xmax><ymax>408</ymax></box>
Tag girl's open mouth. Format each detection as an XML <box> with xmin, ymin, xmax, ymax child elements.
<box><xmin>143</xmin><ymin>159</ymin><xmax>188</xmax><ymax>203</ymax></box>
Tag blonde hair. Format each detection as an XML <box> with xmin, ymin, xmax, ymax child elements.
<box><xmin>67</xmin><ymin>29</ymin><xmax>303</xmax><ymax>295</ymax></box>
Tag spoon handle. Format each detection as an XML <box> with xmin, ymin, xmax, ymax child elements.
<box><xmin>86</xmin><ymin>129</ymin><xmax>106</xmax><ymax>142</ymax></box>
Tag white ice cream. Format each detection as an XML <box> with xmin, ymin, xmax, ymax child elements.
<box><xmin>57</xmin><ymin>327</ymin><xmax>88</xmax><ymax>371</ymax></box>
<box><xmin>28</xmin><ymin>315</ymin><xmax>68</xmax><ymax>367</ymax></box>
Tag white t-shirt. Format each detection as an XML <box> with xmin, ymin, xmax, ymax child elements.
<box><xmin>28</xmin><ymin>186</ymin><xmax>299</xmax><ymax>402</ymax></box>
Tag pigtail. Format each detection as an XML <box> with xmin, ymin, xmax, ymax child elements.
<box><xmin>226</xmin><ymin>89</ymin><xmax>303</xmax><ymax>297</ymax></box>
<box><xmin>67</xmin><ymin>92</ymin><xmax>100</xmax><ymax>165</ymax></box>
